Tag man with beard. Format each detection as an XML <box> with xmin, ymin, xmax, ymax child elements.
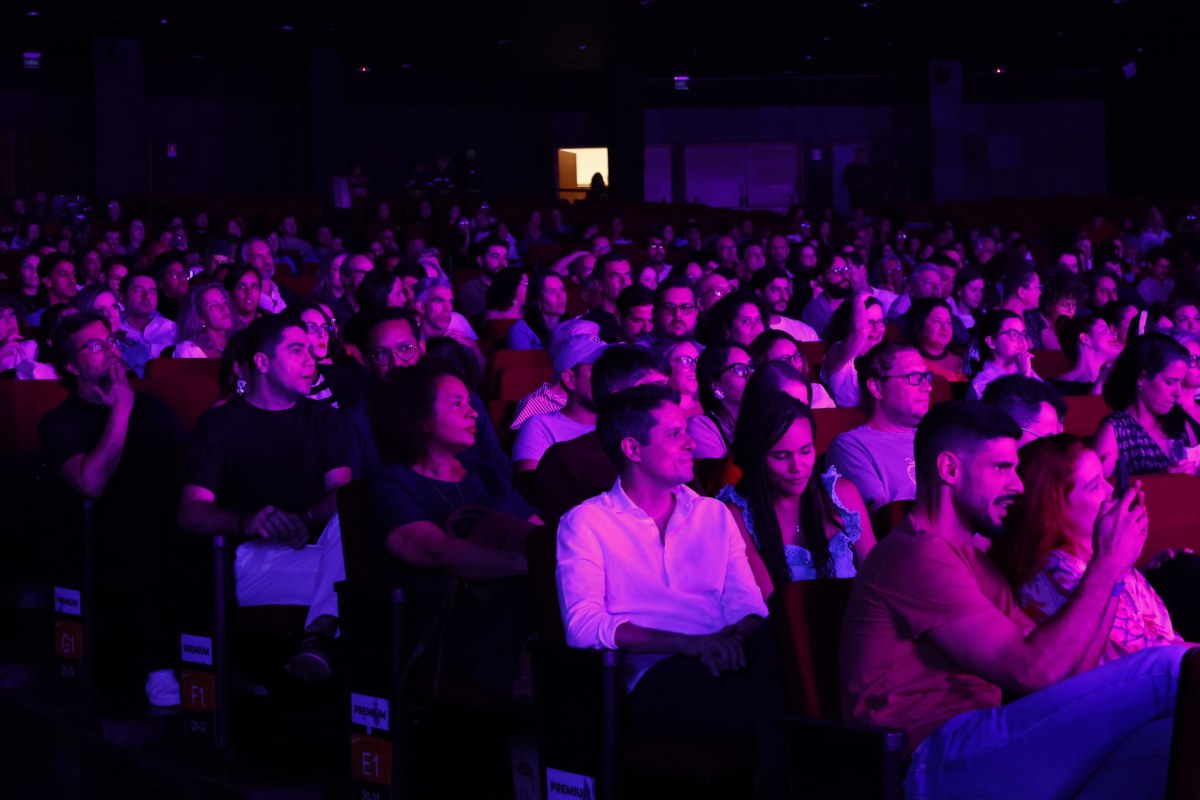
<box><xmin>801</xmin><ymin>252</ymin><xmax>853</xmax><ymax>339</ymax></box>
<box><xmin>651</xmin><ymin>276</ymin><xmax>700</xmax><ymax>342</ymax></box>
<box><xmin>179</xmin><ymin>316</ymin><xmax>351</xmax><ymax>680</ymax></box>
<box><xmin>751</xmin><ymin>266</ymin><xmax>819</xmax><ymax>342</ymax></box>
<box><xmin>841</xmin><ymin>401</ymin><xmax>1181</xmax><ymax>800</ymax></box>
<box><xmin>458</xmin><ymin>237</ymin><xmax>509</xmax><ymax>317</ymax></box>
<box><xmin>511</xmin><ymin>333</ymin><xmax>607</xmax><ymax>473</ymax></box>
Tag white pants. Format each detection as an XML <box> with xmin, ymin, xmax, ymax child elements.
<box><xmin>233</xmin><ymin>513</ymin><xmax>343</xmax><ymax>630</ymax></box>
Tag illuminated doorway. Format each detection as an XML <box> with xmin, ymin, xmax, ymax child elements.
<box><xmin>557</xmin><ymin>147</ymin><xmax>609</xmax><ymax>201</ymax></box>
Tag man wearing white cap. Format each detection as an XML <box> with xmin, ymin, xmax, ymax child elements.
<box><xmin>511</xmin><ymin>333</ymin><xmax>607</xmax><ymax>473</ymax></box>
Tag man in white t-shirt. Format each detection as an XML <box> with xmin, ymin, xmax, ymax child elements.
<box><xmin>511</xmin><ymin>333</ymin><xmax>607</xmax><ymax>472</ymax></box>
<box><xmin>751</xmin><ymin>266</ymin><xmax>819</xmax><ymax>342</ymax></box>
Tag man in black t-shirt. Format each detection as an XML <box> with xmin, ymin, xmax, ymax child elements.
<box><xmin>179</xmin><ymin>316</ymin><xmax>351</xmax><ymax>681</ymax></box>
<box><xmin>38</xmin><ymin>312</ymin><xmax>187</xmax><ymax>706</ymax></box>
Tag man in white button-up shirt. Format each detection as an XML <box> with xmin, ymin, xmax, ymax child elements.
<box><xmin>556</xmin><ymin>384</ymin><xmax>768</xmax><ymax>741</ymax></box>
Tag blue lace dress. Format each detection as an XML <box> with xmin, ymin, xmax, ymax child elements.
<box><xmin>717</xmin><ymin>465</ymin><xmax>862</xmax><ymax>581</ymax></box>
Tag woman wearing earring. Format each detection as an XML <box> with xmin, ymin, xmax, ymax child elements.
<box><xmin>175</xmin><ymin>285</ymin><xmax>234</xmax><ymax>359</ymax></box>
<box><xmin>968</xmin><ymin>310</ymin><xmax>1041</xmax><ymax>400</ymax></box>
<box><xmin>687</xmin><ymin>342</ymin><xmax>754</xmax><ymax>458</ymax></box>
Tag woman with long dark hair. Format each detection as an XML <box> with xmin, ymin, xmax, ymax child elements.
<box><xmin>719</xmin><ymin>391</ymin><xmax>875</xmax><ymax>599</ymax></box>
<box><xmin>687</xmin><ymin>342</ymin><xmax>754</xmax><ymax>458</ymax></box>
<box><xmin>507</xmin><ymin>271</ymin><xmax>567</xmax><ymax>350</ymax></box>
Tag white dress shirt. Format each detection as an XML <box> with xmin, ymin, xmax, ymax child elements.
<box><xmin>556</xmin><ymin>478</ymin><xmax>768</xmax><ymax>689</ymax></box>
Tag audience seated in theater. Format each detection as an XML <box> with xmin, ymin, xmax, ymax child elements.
<box><xmin>1136</xmin><ymin>247</ymin><xmax>1174</xmax><ymax>308</ymax></box>
<box><xmin>652</xmin><ymin>276</ymin><xmax>700</xmax><ymax>343</ymax></box>
<box><xmin>1165</xmin><ymin>328</ymin><xmax>1200</xmax><ymax>430</ymax></box>
<box><xmin>968</xmin><ymin>310</ymin><xmax>1042</xmax><ymax>401</ymax></box>
<box><xmin>482</xmin><ymin>269</ymin><xmax>527</xmax><ymax>323</ymax></box>
<box><xmin>950</xmin><ymin>266</ymin><xmax>985</xmax><ymax>330</ymax></box>
<box><xmin>6</xmin><ymin>252</ymin><xmax>42</xmax><ymax>320</ymax></box>
<box><xmin>847</xmin><ymin>248</ymin><xmax>900</xmax><ymax>318</ymax></box>
<box><xmin>1167</xmin><ymin>295</ymin><xmax>1200</xmax><ymax>332</ymax></box>
<box><xmin>149</xmin><ymin>252</ymin><xmax>190</xmax><ymax>323</ymax></box>
<box><xmin>741</xmin><ymin>360</ymin><xmax>817</xmax><ymax>411</ymax></box>
<box><xmin>700</xmin><ymin>291</ymin><xmax>767</xmax><ymax>349</ymax></box>
<box><xmin>507</xmin><ymin>270</ymin><xmax>566</xmax><ymax>350</ymax></box>
<box><xmin>512</xmin><ymin>333</ymin><xmax>606</xmax><ymax>473</ymax></box>
<box><xmin>1035</xmin><ymin>274</ymin><xmax>1084</xmax><ymax>351</ymax></box>
<box><xmin>1052</xmin><ymin>315</ymin><xmax>1122</xmax><ymax>396</ymax></box>
<box><xmin>825</xmin><ymin>342</ymin><xmax>929</xmax><ymax>513</ymax></box>
<box><xmin>721</xmin><ymin>390</ymin><xmax>875</xmax><ymax>600</ymax></box>
<box><xmin>0</xmin><ymin>295</ymin><xmax>37</xmax><ymax>372</ymax></box>
<box><xmin>174</xmin><ymin>284</ymin><xmax>234</xmax><ymax>360</ymax></box>
<box><xmin>307</xmin><ymin>253</ymin><xmax>349</xmax><ymax>325</ymax></box>
<box><xmin>800</xmin><ymin>252</ymin><xmax>852</xmax><ymax>338</ymax></box>
<box><xmin>581</xmin><ymin>252</ymin><xmax>632</xmax><ymax>343</ymax></box>
<box><xmin>614</xmin><ymin>284</ymin><xmax>654</xmax><ymax>344</ymax></box>
<box><xmin>906</xmin><ymin>297</ymin><xmax>966</xmax><ymax>382</ymax></box>
<box><xmin>119</xmin><ymin>273</ymin><xmax>177</xmax><ymax>366</ymax></box>
<box><xmin>650</xmin><ymin>336</ymin><xmax>702</xmax><ymax>416</ymax></box>
<box><xmin>981</xmin><ymin>375</ymin><xmax>1066</xmax><ymax>446</ymax></box>
<box><xmin>18</xmin><ymin>302</ymin><xmax>77</xmax><ymax>380</ymax></box>
<box><xmin>1094</xmin><ymin>332</ymin><xmax>1198</xmax><ymax>491</ymax></box>
<box><xmin>1103</xmin><ymin>300</ymin><xmax>1142</xmax><ymax>351</ymax></box>
<box><xmin>293</xmin><ymin>302</ymin><xmax>359</xmax><ymax>409</ymax></box>
<box><xmin>751</xmin><ymin>266</ymin><xmax>819</xmax><ymax>343</ymax></box>
<box><xmin>842</xmin><ymin>400</ymin><xmax>1184</xmax><ymax>799</ymax></box>
<box><xmin>365</xmin><ymin>362</ymin><xmax>538</xmax><ymax>702</ymax></box>
<box><xmin>458</xmin><ymin>237</ymin><xmax>509</xmax><ymax>318</ymax></box>
<box><xmin>695</xmin><ymin>271</ymin><xmax>732</xmax><ymax>315</ymax></box>
<box><xmin>178</xmin><ymin>315</ymin><xmax>352</xmax><ymax>681</ymax></box>
<box><xmin>413</xmin><ymin>277</ymin><xmax>478</xmax><ymax>347</ymax></box>
<box><xmin>242</xmin><ymin>237</ymin><xmax>290</xmax><ymax>313</ymax></box>
<box><xmin>73</xmin><ymin>284</ymin><xmax>129</xmax><ymax>369</ymax></box>
<box><xmin>556</xmin><ymin>384</ymin><xmax>771</xmax><ymax>744</ymax></box>
<box><xmin>224</xmin><ymin>264</ymin><xmax>264</xmax><ymax>332</ymax></box>
<box><xmin>533</xmin><ymin>345</ymin><xmax>669</xmax><ymax>525</ymax></box>
<box><xmin>885</xmin><ymin>262</ymin><xmax>943</xmax><ymax>326</ymax></box>
<box><xmin>992</xmin><ymin>434</ymin><xmax>1187</xmax><ymax>667</ymax></box>
<box><xmin>25</xmin><ymin>253</ymin><xmax>77</xmax><ymax>327</ymax></box>
<box><xmin>749</xmin><ymin>330</ymin><xmax>835</xmax><ymax>408</ymax></box>
<box><xmin>994</xmin><ymin>264</ymin><xmax>1048</xmax><ymax>350</ymax></box>
<box><xmin>39</xmin><ymin>312</ymin><xmax>188</xmax><ymax>706</ymax></box>
<box><xmin>821</xmin><ymin>293</ymin><xmax>887</xmax><ymax>408</ymax></box>
<box><xmin>688</xmin><ymin>342</ymin><xmax>753</xmax><ymax>459</ymax></box>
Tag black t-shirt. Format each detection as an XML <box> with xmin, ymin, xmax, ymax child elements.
<box><xmin>38</xmin><ymin>391</ymin><xmax>186</xmax><ymax>552</ymax></box>
<box><xmin>183</xmin><ymin>396</ymin><xmax>350</xmax><ymax>515</ymax></box>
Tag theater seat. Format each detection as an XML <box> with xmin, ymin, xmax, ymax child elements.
<box><xmin>812</xmin><ymin>407</ymin><xmax>866</xmax><ymax>456</ymax></box>
<box><xmin>138</xmin><ymin>371</ymin><xmax>222</xmax><ymax>430</ymax></box>
<box><xmin>0</xmin><ymin>379</ymin><xmax>68</xmax><ymax>453</ymax></box>
<box><xmin>482</xmin><ymin>318</ymin><xmax>518</xmax><ymax>344</ymax></box>
<box><xmin>487</xmin><ymin>349</ymin><xmax>551</xmax><ymax>396</ymax></box>
<box><xmin>1031</xmin><ymin>349</ymin><xmax>1071</xmax><ymax>380</ymax></box>
<box><xmin>872</xmin><ymin>500</ymin><xmax>913</xmax><ymax>540</ymax></box>
<box><xmin>773</xmin><ymin>580</ymin><xmax>906</xmax><ymax>798</ymax></box>
<box><xmin>1062</xmin><ymin>395</ymin><xmax>1111</xmax><ymax>438</ymax></box>
<box><xmin>493</xmin><ymin>365</ymin><xmax>555</xmax><ymax>402</ymax></box>
<box><xmin>1137</xmin><ymin>474</ymin><xmax>1200</xmax><ymax>568</ymax></box>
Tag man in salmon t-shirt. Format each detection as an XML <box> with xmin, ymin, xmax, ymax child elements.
<box><xmin>841</xmin><ymin>400</ymin><xmax>1187</xmax><ymax>800</ymax></box>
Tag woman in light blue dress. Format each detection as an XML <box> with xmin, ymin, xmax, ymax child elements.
<box><xmin>719</xmin><ymin>391</ymin><xmax>877</xmax><ymax>599</ymax></box>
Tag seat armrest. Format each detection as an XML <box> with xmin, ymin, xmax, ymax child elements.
<box><xmin>780</xmin><ymin>714</ymin><xmax>907</xmax><ymax>800</ymax></box>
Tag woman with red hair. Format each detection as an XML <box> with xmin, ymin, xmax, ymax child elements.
<box><xmin>991</xmin><ymin>434</ymin><xmax>1186</xmax><ymax>665</ymax></box>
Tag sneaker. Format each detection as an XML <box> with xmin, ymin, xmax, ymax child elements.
<box><xmin>284</xmin><ymin>634</ymin><xmax>333</xmax><ymax>682</ymax></box>
<box><xmin>145</xmin><ymin>669</ymin><xmax>181</xmax><ymax>707</ymax></box>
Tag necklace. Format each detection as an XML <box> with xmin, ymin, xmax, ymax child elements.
<box><xmin>422</xmin><ymin>470</ymin><xmax>466</xmax><ymax>510</ymax></box>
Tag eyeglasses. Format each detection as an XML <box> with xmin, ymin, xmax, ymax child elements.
<box><xmin>647</xmin><ymin>243</ymin><xmax>665</xmax><ymax>250</ymax></box>
<box><xmin>304</xmin><ymin>321</ymin><xmax>335</xmax><ymax>336</ymax></box>
<box><xmin>701</xmin><ymin>287</ymin><xmax>729</xmax><ymax>300</ymax></box>
<box><xmin>773</xmin><ymin>352</ymin><xmax>801</xmax><ymax>366</ymax></box>
<box><xmin>661</xmin><ymin>302</ymin><xmax>697</xmax><ymax>315</ymax></box>
<box><xmin>880</xmin><ymin>370</ymin><xmax>934</xmax><ymax>386</ymax></box>
<box><xmin>76</xmin><ymin>335</ymin><xmax>121</xmax><ymax>354</ymax></box>
<box><xmin>369</xmin><ymin>342</ymin><xmax>419</xmax><ymax>365</ymax></box>
<box><xmin>671</xmin><ymin>354</ymin><xmax>697</xmax><ymax>368</ymax></box>
<box><xmin>995</xmin><ymin>329</ymin><xmax>1029</xmax><ymax>342</ymax></box>
<box><xmin>827</xmin><ymin>267</ymin><xmax>851</xmax><ymax>275</ymax></box>
<box><xmin>719</xmin><ymin>362</ymin><xmax>755</xmax><ymax>380</ymax></box>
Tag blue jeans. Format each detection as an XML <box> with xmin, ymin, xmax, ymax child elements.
<box><xmin>906</xmin><ymin>644</ymin><xmax>1189</xmax><ymax>800</ymax></box>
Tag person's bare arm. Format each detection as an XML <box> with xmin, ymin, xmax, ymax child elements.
<box><xmin>614</xmin><ymin>621</ymin><xmax>750</xmax><ymax>677</ymax></box>
<box><xmin>833</xmin><ymin>475</ymin><xmax>877</xmax><ymax>566</ymax></box>
<box><xmin>59</xmin><ymin>364</ymin><xmax>134</xmax><ymax>498</ymax></box>
<box><xmin>924</xmin><ymin>486</ymin><xmax>1146</xmax><ymax>695</ymax></box>
<box><xmin>385</xmin><ymin>521</ymin><xmax>527</xmax><ymax>579</ymax></box>
<box><xmin>1093</xmin><ymin>420</ymin><xmax>1118</xmax><ymax>478</ymax></box>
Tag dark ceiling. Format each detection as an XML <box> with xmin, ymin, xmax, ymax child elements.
<box><xmin>4</xmin><ymin>0</ymin><xmax>1198</xmax><ymax>81</ymax></box>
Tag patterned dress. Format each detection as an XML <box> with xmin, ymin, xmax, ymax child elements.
<box><xmin>1019</xmin><ymin>548</ymin><xmax>1183</xmax><ymax>665</ymax></box>
<box><xmin>1103</xmin><ymin>411</ymin><xmax>1172</xmax><ymax>492</ymax></box>
<box><xmin>717</xmin><ymin>465</ymin><xmax>862</xmax><ymax>581</ymax></box>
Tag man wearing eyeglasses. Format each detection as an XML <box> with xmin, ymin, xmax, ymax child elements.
<box><xmin>652</xmin><ymin>276</ymin><xmax>700</xmax><ymax>341</ymax></box>
<box><xmin>801</xmin><ymin>253</ymin><xmax>854</xmax><ymax>339</ymax></box>
<box><xmin>826</xmin><ymin>342</ymin><xmax>931</xmax><ymax>513</ymax></box>
<box><xmin>695</xmin><ymin>272</ymin><xmax>732</xmax><ymax>314</ymax></box>
<box><xmin>39</xmin><ymin>313</ymin><xmax>187</xmax><ymax>706</ymax></box>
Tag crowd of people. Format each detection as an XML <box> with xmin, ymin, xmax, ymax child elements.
<box><xmin>7</xmin><ymin>190</ymin><xmax>1200</xmax><ymax>797</ymax></box>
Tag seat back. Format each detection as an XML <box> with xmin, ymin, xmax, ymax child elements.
<box><xmin>1138</xmin><ymin>474</ymin><xmax>1200</xmax><ymax>568</ymax></box>
<box><xmin>144</xmin><ymin>357</ymin><xmax>221</xmax><ymax>383</ymax></box>
<box><xmin>337</xmin><ymin>480</ymin><xmax>374</xmax><ymax>584</ymax></box>
<box><xmin>812</xmin><ymin>408</ymin><xmax>866</xmax><ymax>456</ymax></box>
<box><xmin>138</xmin><ymin>371</ymin><xmax>222</xmax><ymax>431</ymax></box>
<box><xmin>773</xmin><ymin>578</ymin><xmax>855</xmax><ymax>718</ymax></box>
<box><xmin>872</xmin><ymin>500</ymin><xmax>913</xmax><ymax>540</ymax></box>
<box><xmin>525</xmin><ymin>524</ymin><xmax>566</xmax><ymax>646</ymax></box>
<box><xmin>1062</xmin><ymin>395</ymin><xmax>1112</xmax><ymax>438</ymax></box>
<box><xmin>0</xmin><ymin>379</ymin><xmax>68</xmax><ymax>452</ymax></box>
<box><xmin>1031</xmin><ymin>349</ymin><xmax>1071</xmax><ymax>380</ymax></box>
<box><xmin>482</xmin><ymin>318</ymin><xmax>518</xmax><ymax>343</ymax></box>
<box><xmin>798</xmin><ymin>341</ymin><xmax>827</xmax><ymax>371</ymax></box>
<box><xmin>494</xmin><ymin>365</ymin><xmax>555</xmax><ymax>402</ymax></box>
